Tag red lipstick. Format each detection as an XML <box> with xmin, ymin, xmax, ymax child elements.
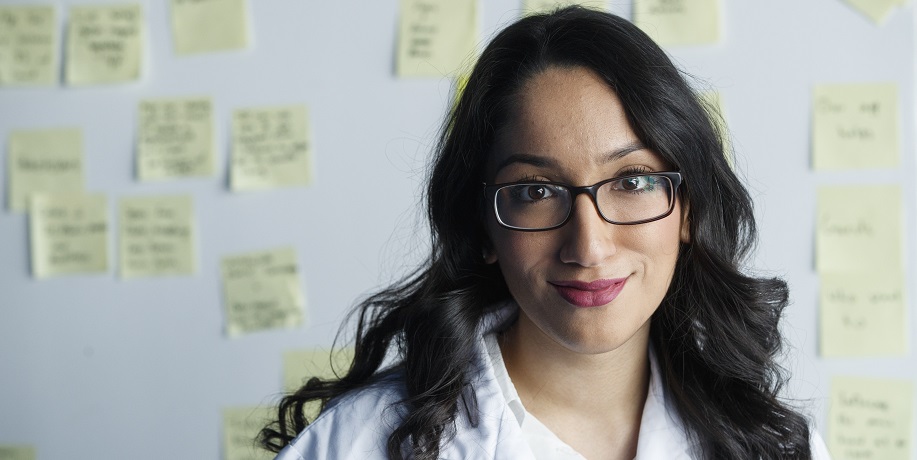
<box><xmin>550</xmin><ymin>278</ymin><xmax>628</xmax><ymax>308</ymax></box>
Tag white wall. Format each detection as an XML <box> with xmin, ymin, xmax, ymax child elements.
<box><xmin>1</xmin><ymin>0</ymin><xmax>914</xmax><ymax>458</ymax></box>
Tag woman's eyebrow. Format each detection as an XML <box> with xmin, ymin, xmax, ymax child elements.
<box><xmin>494</xmin><ymin>142</ymin><xmax>647</xmax><ymax>175</ymax></box>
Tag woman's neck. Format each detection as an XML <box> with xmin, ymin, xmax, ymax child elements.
<box><xmin>498</xmin><ymin>312</ymin><xmax>651</xmax><ymax>460</ymax></box>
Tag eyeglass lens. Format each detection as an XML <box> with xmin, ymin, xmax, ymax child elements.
<box><xmin>494</xmin><ymin>174</ymin><xmax>674</xmax><ymax>230</ymax></box>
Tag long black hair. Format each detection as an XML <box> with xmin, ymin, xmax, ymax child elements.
<box><xmin>261</xmin><ymin>7</ymin><xmax>811</xmax><ymax>459</ymax></box>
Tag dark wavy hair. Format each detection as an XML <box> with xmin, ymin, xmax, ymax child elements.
<box><xmin>261</xmin><ymin>6</ymin><xmax>811</xmax><ymax>459</ymax></box>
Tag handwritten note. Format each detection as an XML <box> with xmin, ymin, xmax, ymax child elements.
<box><xmin>633</xmin><ymin>0</ymin><xmax>721</xmax><ymax>46</ymax></box>
<box><xmin>842</xmin><ymin>0</ymin><xmax>907</xmax><ymax>25</ymax></box>
<box><xmin>397</xmin><ymin>0</ymin><xmax>478</xmax><ymax>77</ymax></box>
<box><xmin>137</xmin><ymin>97</ymin><xmax>214</xmax><ymax>180</ymax></box>
<box><xmin>30</xmin><ymin>194</ymin><xmax>108</xmax><ymax>278</ymax></box>
<box><xmin>8</xmin><ymin>128</ymin><xmax>85</xmax><ymax>212</ymax></box>
<box><xmin>522</xmin><ymin>0</ymin><xmax>607</xmax><ymax>15</ymax></box>
<box><xmin>0</xmin><ymin>446</ymin><xmax>36</xmax><ymax>460</ymax></box>
<box><xmin>829</xmin><ymin>376</ymin><xmax>914</xmax><ymax>460</ymax></box>
<box><xmin>231</xmin><ymin>105</ymin><xmax>312</xmax><ymax>191</ymax></box>
<box><xmin>813</xmin><ymin>83</ymin><xmax>898</xmax><ymax>170</ymax></box>
<box><xmin>820</xmin><ymin>271</ymin><xmax>906</xmax><ymax>357</ymax></box>
<box><xmin>119</xmin><ymin>195</ymin><xmax>196</xmax><ymax>278</ymax></box>
<box><xmin>170</xmin><ymin>0</ymin><xmax>249</xmax><ymax>55</ymax></box>
<box><xmin>221</xmin><ymin>247</ymin><xmax>305</xmax><ymax>337</ymax></box>
<box><xmin>0</xmin><ymin>5</ymin><xmax>57</xmax><ymax>85</ymax></box>
<box><xmin>816</xmin><ymin>185</ymin><xmax>901</xmax><ymax>272</ymax></box>
<box><xmin>66</xmin><ymin>4</ymin><xmax>143</xmax><ymax>85</ymax></box>
<box><xmin>222</xmin><ymin>406</ymin><xmax>274</xmax><ymax>460</ymax></box>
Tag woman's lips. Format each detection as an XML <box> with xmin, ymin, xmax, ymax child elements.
<box><xmin>550</xmin><ymin>278</ymin><xmax>628</xmax><ymax>308</ymax></box>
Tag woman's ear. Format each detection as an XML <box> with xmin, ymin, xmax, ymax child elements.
<box><xmin>679</xmin><ymin>204</ymin><xmax>691</xmax><ymax>244</ymax></box>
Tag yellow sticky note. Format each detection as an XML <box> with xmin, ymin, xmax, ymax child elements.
<box><xmin>8</xmin><ymin>128</ymin><xmax>85</xmax><ymax>212</ymax></box>
<box><xmin>397</xmin><ymin>0</ymin><xmax>478</xmax><ymax>77</ymax></box>
<box><xmin>231</xmin><ymin>105</ymin><xmax>312</xmax><ymax>191</ymax></box>
<box><xmin>820</xmin><ymin>271</ymin><xmax>907</xmax><ymax>357</ymax></box>
<box><xmin>222</xmin><ymin>406</ymin><xmax>274</xmax><ymax>460</ymax></box>
<box><xmin>843</xmin><ymin>0</ymin><xmax>906</xmax><ymax>25</ymax></box>
<box><xmin>633</xmin><ymin>0</ymin><xmax>721</xmax><ymax>46</ymax></box>
<box><xmin>119</xmin><ymin>195</ymin><xmax>196</xmax><ymax>278</ymax></box>
<box><xmin>0</xmin><ymin>5</ymin><xmax>57</xmax><ymax>86</ymax></box>
<box><xmin>521</xmin><ymin>0</ymin><xmax>607</xmax><ymax>15</ymax></box>
<box><xmin>283</xmin><ymin>348</ymin><xmax>355</xmax><ymax>392</ymax></box>
<box><xmin>829</xmin><ymin>376</ymin><xmax>914</xmax><ymax>460</ymax></box>
<box><xmin>698</xmin><ymin>90</ymin><xmax>731</xmax><ymax>166</ymax></box>
<box><xmin>816</xmin><ymin>185</ymin><xmax>901</xmax><ymax>272</ymax></box>
<box><xmin>221</xmin><ymin>247</ymin><xmax>305</xmax><ymax>337</ymax></box>
<box><xmin>171</xmin><ymin>0</ymin><xmax>249</xmax><ymax>55</ymax></box>
<box><xmin>137</xmin><ymin>96</ymin><xmax>214</xmax><ymax>180</ymax></box>
<box><xmin>66</xmin><ymin>4</ymin><xmax>143</xmax><ymax>85</ymax></box>
<box><xmin>30</xmin><ymin>193</ymin><xmax>109</xmax><ymax>278</ymax></box>
<box><xmin>0</xmin><ymin>445</ymin><xmax>36</xmax><ymax>460</ymax></box>
<box><xmin>813</xmin><ymin>83</ymin><xmax>899</xmax><ymax>170</ymax></box>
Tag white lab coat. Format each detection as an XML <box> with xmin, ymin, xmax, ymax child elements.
<box><xmin>274</xmin><ymin>304</ymin><xmax>831</xmax><ymax>459</ymax></box>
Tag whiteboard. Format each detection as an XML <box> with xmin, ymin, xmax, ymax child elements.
<box><xmin>1</xmin><ymin>0</ymin><xmax>914</xmax><ymax>458</ymax></box>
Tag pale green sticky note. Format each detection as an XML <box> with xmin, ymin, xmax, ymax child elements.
<box><xmin>521</xmin><ymin>0</ymin><xmax>607</xmax><ymax>15</ymax></box>
<box><xmin>221</xmin><ymin>247</ymin><xmax>305</xmax><ymax>337</ymax></box>
<box><xmin>829</xmin><ymin>376</ymin><xmax>914</xmax><ymax>460</ymax></box>
<box><xmin>816</xmin><ymin>185</ymin><xmax>901</xmax><ymax>272</ymax></box>
<box><xmin>119</xmin><ymin>195</ymin><xmax>196</xmax><ymax>278</ymax></box>
<box><xmin>0</xmin><ymin>445</ymin><xmax>36</xmax><ymax>460</ymax></box>
<box><xmin>222</xmin><ymin>406</ymin><xmax>274</xmax><ymax>460</ymax></box>
<box><xmin>283</xmin><ymin>348</ymin><xmax>355</xmax><ymax>420</ymax></box>
<box><xmin>137</xmin><ymin>96</ymin><xmax>214</xmax><ymax>180</ymax></box>
<box><xmin>30</xmin><ymin>193</ymin><xmax>109</xmax><ymax>278</ymax></box>
<box><xmin>0</xmin><ymin>5</ymin><xmax>57</xmax><ymax>86</ymax></box>
<box><xmin>698</xmin><ymin>90</ymin><xmax>731</xmax><ymax>166</ymax></box>
<box><xmin>813</xmin><ymin>83</ymin><xmax>899</xmax><ymax>170</ymax></box>
<box><xmin>66</xmin><ymin>4</ymin><xmax>143</xmax><ymax>85</ymax></box>
<box><xmin>231</xmin><ymin>105</ymin><xmax>312</xmax><ymax>191</ymax></box>
<box><xmin>8</xmin><ymin>128</ymin><xmax>85</xmax><ymax>212</ymax></box>
<box><xmin>843</xmin><ymin>0</ymin><xmax>907</xmax><ymax>25</ymax></box>
<box><xmin>171</xmin><ymin>0</ymin><xmax>249</xmax><ymax>55</ymax></box>
<box><xmin>820</xmin><ymin>271</ymin><xmax>907</xmax><ymax>357</ymax></box>
<box><xmin>397</xmin><ymin>0</ymin><xmax>478</xmax><ymax>77</ymax></box>
<box><xmin>633</xmin><ymin>0</ymin><xmax>721</xmax><ymax>46</ymax></box>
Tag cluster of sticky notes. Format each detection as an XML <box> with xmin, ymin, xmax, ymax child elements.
<box><xmin>829</xmin><ymin>376</ymin><xmax>914</xmax><ymax>459</ymax></box>
<box><xmin>396</xmin><ymin>0</ymin><xmax>478</xmax><ymax>77</ymax></box>
<box><xmin>221</xmin><ymin>247</ymin><xmax>305</xmax><ymax>337</ymax></box>
<box><xmin>633</xmin><ymin>0</ymin><xmax>721</xmax><ymax>46</ymax></box>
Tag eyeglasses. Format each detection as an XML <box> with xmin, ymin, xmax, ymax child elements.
<box><xmin>483</xmin><ymin>171</ymin><xmax>683</xmax><ymax>231</ymax></box>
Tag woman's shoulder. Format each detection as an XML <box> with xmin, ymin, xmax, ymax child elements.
<box><xmin>274</xmin><ymin>370</ymin><xmax>409</xmax><ymax>460</ymax></box>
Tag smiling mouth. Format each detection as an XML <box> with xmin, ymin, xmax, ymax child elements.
<box><xmin>549</xmin><ymin>278</ymin><xmax>628</xmax><ymax>308</ymax></box>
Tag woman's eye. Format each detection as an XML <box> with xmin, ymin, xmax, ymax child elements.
<box><xmin>514</xmin><ymin>184</ymin><xmax>557</xmax><ymax>202</ymax></box>
<box><xmin>621</xmin><ymin>177</ymin><xmax>645</xmax><ymax>191</ymax></box>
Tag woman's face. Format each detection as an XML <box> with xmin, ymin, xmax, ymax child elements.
<box><xmin>485</xmin><ymin>65</ymin><xmax>688</xmax><ymax>355</ymax></box>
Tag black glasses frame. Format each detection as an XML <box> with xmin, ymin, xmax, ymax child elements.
<box><xmin>483</xmin><ymin>171</ymin><xmax>683</xmax><ymax>232</ymax></box>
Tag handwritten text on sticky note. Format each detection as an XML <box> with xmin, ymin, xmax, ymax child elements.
<box><xmin>222</xmin><ymin>406</ymin><xmax>274</xmax><ymax>460</ymax></box>
<box><xmin>816</xmin><ymin>185</ymin><xmax>901</xmax><ymax>272</ymax></box>
<box><xmin>633</xmin><ymin>0</ymin><xmax>721</xmax><ymax>46</ymax></box>
<box><xmin>0</xmin><ymin>5</ymin><xmax>57</xmax><ymax>85</ymax></box>
<box><xmin>820</xmin><ymin>271</ymin><xmax>906</xmax><ymax>357</ymax></box>
<box><xmin>221</xmin><ymin>247</ymin><xmax>305</xmax><ymax>337</ymax></box>
<box><xmin>30</xmin><ymin>194</ymin><xmax>108</xmax><ymax>278</ymax></box>
<box><xmin>170</xmin><ymin>0</ymin><xmax>249</xmax><ymax>55</ymax></box>
<box><xmin>397</xmin><ymin>0</ymin><xmax>477</xmax><ymax>77</ymax></box>
<box><xmin>8</xmin><ymin>128</ymin><xmax>85</xmax><ymax>212</ymax></box>
<box><xmin>813</xmin><ymin>83</ymin><xmax>898</xmax><ymax>170</ymax></box>
<box><xmin>231</xmin><ymin>105</ymin><xmax>312</xmax><ymax>191</ymax></box>
<box><xmin>829</xmin><ymin>376</ymin><xmax>914</xmax><ymax>460</ymax></box>
<box><xmin>137</xmin><ymin>97</ymin><xmax>214</xmax><ymax>180</ymax></box>
<box><xmin>119</xmin><ymin>195</ymin><xmax>196</xmax><ymax>278</ymax></box>
<box><xmin>66</xmin><ymin>4</ymin><xmax>143</xmax><ymax>85</ymax></box>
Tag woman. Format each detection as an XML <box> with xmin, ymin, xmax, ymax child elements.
<box><xmin>261</xmin><ymin>7</ymin><xmax>830</xmax><ymax>459</ymax></box>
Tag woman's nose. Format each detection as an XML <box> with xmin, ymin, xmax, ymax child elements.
<box><xmin>558</xmin><ymin>194</ymin><xmax>618</xmax><ymax>267</ymax></box>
